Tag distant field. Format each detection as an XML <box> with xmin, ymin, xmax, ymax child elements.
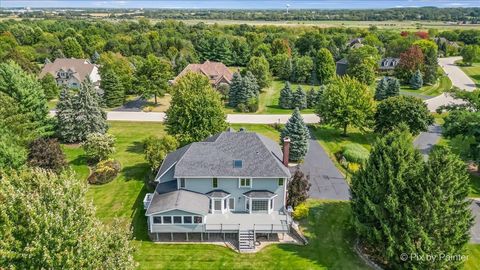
<box><xmin>178</xmin><ymin>19</ymin><xmax>480</xmax><ymax>30</ymax></box>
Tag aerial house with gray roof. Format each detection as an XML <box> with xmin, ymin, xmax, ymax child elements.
<box><xmin>143</xmin><ymin>130</ymin><xmax>293</xmax><ymax>252</ymax></box>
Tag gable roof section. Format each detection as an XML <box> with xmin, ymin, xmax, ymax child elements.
<box><xmin>146</xmin><ymin>189</ymin><xmax>210</xmax><ymax>216</ymax></box>
<box><xmin>173</xmin><ymin>60</ymin><xmax>233</xmax><ymax>85</ymax></box>
<box><xmin>159</xmin><ymin>131</ymin><xmax>290</xmax><ymax>179</ymax></box>
<box><xmin>39</xmin><ymin>58</ymin><xmax>96</xmax><ymax>83</ymax></box>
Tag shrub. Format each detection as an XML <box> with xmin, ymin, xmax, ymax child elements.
<box><xmin>342</xmin><ymin>143</ymin><xmax>369</xmax><ymax>164</ymax></box>
<box><xmin>347</xmin><ymin>162</ymin><xmax>361</xmax><ymax>173</ymax></box>
<box><xmin>143</xmin><ymin>135</ymin><xmax>179</xmax><ymax>173</ymax></box>
<box><xmin>236</xmin><ymin>103</ymin><xmax>248</xmax><ymax>112</ymax></box>
<box><xmin>246</xmin><ymin>97</ymin><xmax>259</xmax><ymax>112</ymax></box>
<box><xmin>27</xmin><ymin>138</ymin><xmax>67</xmax><ymax>173</ymax></box>
<box><xmin>82</xmin><ymin>133</ymin><xmax>115</xmax><ymax>163</ymax></box>
<box><xmin>292</xmin><ymin>202</ymin><xmax>309</xmax><ymax>220</ymax></box>
<box><xmin>88</xmin><ymin>159</ymin><xmax>121</xmax><ymax>184</ymax></box>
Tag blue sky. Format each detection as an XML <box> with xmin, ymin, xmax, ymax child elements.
<box><xmin>1</xmin><ymin>1</ymin><xmax>480</xmax><ymax>9</ymax></box>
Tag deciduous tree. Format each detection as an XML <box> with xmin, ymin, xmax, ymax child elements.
<box><xmin>40</xmin><ymin>73</ymin><xmax>59</xmax><ymax>101</ymax></box>
<box><xmin>287</xmin><ymin>168</ymin><xmax>311</xmax><ymax>208</ymax></box>
<box><xmin>315</xmin><ymin>48</ymin><xmax>335</xmax><ymax>85</ymax></box>
<box><xmin>246</xmin><ymin>55</ymin><xmax>271</xmax><ymax>88</ymax></box>
<box><xmin>27</xmin><ymin>138</ymin><xmax>67</xmax><ymax>173</ymax></box>
<box><xmin>135</xmin><ymin>54</ymin><xmax>173</xmax><ymax>104</ymax></box>
<box><xmin>143</xmin><ymin>135</ymin><xmax>179</xmax><ymax>173</ymax></box>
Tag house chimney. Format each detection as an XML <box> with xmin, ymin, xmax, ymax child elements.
<box><xmin>282</xmin><ymin>137</ymin><xmax>291</xmax><ymax>167</ymax></box>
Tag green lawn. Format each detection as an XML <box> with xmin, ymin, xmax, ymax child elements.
<box><xmin>460</xmin><ymin>62</ymin><xmax>480</xmax><ymax>88</ymax></box>
<box><xmin>225</xmin><ymin>80</ymin><xmax>317</xmax><ymax>114</ymax></box>
<box><xmin>309</xmin><ymin>124</ymin><xmax>377</xmax><ymax>179</ymax></box>
<box><xmin>400</xmin><ymin>73</ymin><xmax>452</xmax><ymax>97</ymax></box>
<box><xmin>230</xmin><ymin>123</ymin><xmax>281</xmax><ymax>141</ymax></box>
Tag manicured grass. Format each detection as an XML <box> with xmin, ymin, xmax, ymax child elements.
<box><xmin>400</xmin><ymin>74</ymin><xmax>452</xmax><ymax>97</ymax></box>
<box><xmin>466</xmin><ymin>244</ymin><xmax>480</xmax><ymax>270</ymax></box>
<box><xmin>135</xmin><ymin>200</ymin><xmax>369</xmax><ymax>270</ymax></box>
<box><xmin>460</xmin><ymin>62</ymin><xmax>480</xmax><ymax>88</ymax></box>
<box><xmin>310</xmin><ymin>124</ymin><xmax>377</xmax><ymax>178</ymax></box>
<box><xmin>225</xmin><ymin>80</ymin><xmax>317</xmax><ymax>114</ymax></box>
<box><xmin>47</xmin><ymin>99</ymin><xmax>58</xmax><ymax>110</ymax></box>
<box><xmin>230</xmin><ymin>123</ymin><xmax>281</xmax><ymax>141</ymax></box>
<box><xmin>144</xmin><ymin>94</ymin><xmax>172</xmax><ymax>112</ymax></box>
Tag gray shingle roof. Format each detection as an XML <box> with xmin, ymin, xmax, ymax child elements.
<box><xmin>159</xmin><ymin>131</ymin><xmax>290</xmax><ymax>178</ymax></box>
<box><xmin>243</xmin><ymin>190</ymin><xmax>277</xmax><ymax>198</ymax></box>
<box><xmin>205</xmin><ymin>189</ymin><xmax>230</xmax><ymax>198</ymax></box>
<box><xmin>146</xmin><ymin>189</ymin><xmax>209</xmax><ymax>215</ymax></box>
<box><xmin>156</xmin><ymin>144</ymin><xmax>192</xmax><ymax>178</ymax></box>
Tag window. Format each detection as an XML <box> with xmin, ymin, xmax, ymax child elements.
<box><xmin>278</xmin><ymin>178</ymin><xmax>284</xmax><ymax>186</ymax></box>
<box><xmin>194</xmin><ymin>216</ymin><xmax>203</xmax><ymax>224</ymax></box>
<box><xmin>233</xmin><ymin>160</ymin><xmax>243</xmax><ymax>168</ymax></box>
<box><xmin>252</xmin><ymin>200</ymin><xmax>269</xmax><ymax>212</ymax></box>
<box><xmin>229</xmin><ymin>198</ymin><xmax>235</xmax><ymax>210</ymax></box>
<box><xmin>180</xmin><ymin>178</ymin><xmax>185</xmax><ymax>188</ymax></box>
<box><xmin>163</xmin><ymin>216</ymin><xmax>172</xmax><ymax>224</ymax></box>
<box><xmin>153</xmin><ymin>217</ymin><xmax>162</xmax><ymax>224</ymax></box>
<box><xmin>214</xmin><ymin>200</ymin><xmax>222</xmax><ymax>211</ymax></box>
<box><xmin>173</xmin><ymin>216</ymin><xmax>182</xmax><ymax>224</ymax></box>
<box><xmin>183</xmin><ymin>216</ymin><xmax>192</xmax><ymax>224</ymax></box>
<box><xmin>239</xmin><ymin>178</ymin><xmax>251</xmax><ymax>188</ymax></box>
<box><xmin>212</xmin><ymin>178</ymin><xmax>218</xmax><ymax>188</ymax></box>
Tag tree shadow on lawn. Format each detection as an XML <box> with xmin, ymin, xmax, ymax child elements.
<box><xmin>126</xmin><ymin>141</ymin><xmax>144</xmax><ymax>154</ymax></box>
<box><xmin>122</xmin><ymin>163</ymin><xmax>150</xmax><ymax>182</ymax></box>
<box><xmin>277</xmin><ymin>201</ymin><xmax>368</xmax><ymax>269</ymax></box>
<box><xmin>309</xmin><ymin>125</ymin><xmax>377</xmax><ymax>150</ymax></box>
<box><xmin>130</xmin><ymin>184</ymin><xmax>150</xmax><ymax>242</ymax></box>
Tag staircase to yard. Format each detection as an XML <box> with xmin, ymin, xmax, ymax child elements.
<box><xmin>238</xmin><ymin>230</ymin><xmax>255</xmax><ymax>252</ymax></box>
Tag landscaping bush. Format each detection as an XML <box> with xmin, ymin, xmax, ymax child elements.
<box><xmin>342</xmin><ymin>143</ymin><xmax>369</xmax><ymax>164</ymax></box>
<box><xmin>293</xmin><ymin>202</ymin><xmax>309</xmax><ymax>220</ymax></box>
<box><xmin>82</xmin><ymin>133</ymin><xmax>116</xmax><ymax>163</ymax></box>
<box><xmin>347</xmin><ymin>162</ymin><xmax>361</xmax><ymax>173</ymax></box>
<box><xmin>27</xmin><ymin>138</ymin><xmax>67</xmax><ymax>173</ymax></box>
<box><xmin>246</xmin><ymin>97</ymin><xmax>259</xmax><ymax>112</ymax></box>
<box><xmin>143</xmin><ymin>134</ymin><xmax>179</xmax><ymax>173</ymax></box>
<box><xmin>88</xmin><ymin>159</ymin><xmax>121</xmax><ymax>184</ymax></box>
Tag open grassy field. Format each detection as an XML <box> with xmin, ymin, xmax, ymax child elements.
<box><xmin>460</xmin><ymin>62</ymin><xmax>480</xmax><ymax>88</ymax></box>
<box><xmin>179</xmin><ymin>19</ymin><xmax>480</xmax><ymax>30</ymax></box>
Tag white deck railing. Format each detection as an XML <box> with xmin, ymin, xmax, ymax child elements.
<box><xmin>143</xmin><ymin>193</ymin><xmax>153</xmax><ymax>210</ymax></box>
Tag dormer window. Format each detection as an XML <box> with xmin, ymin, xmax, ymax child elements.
<box><xmin>233</xmin><ymin>160</ymin><xmax>243</xmax><ymax>168</ymax></box>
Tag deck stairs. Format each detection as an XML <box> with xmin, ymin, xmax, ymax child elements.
<box><xmin>238</xmin><ymin>230</ymin><xmax>255</xmax><ymax>252</ymax></box>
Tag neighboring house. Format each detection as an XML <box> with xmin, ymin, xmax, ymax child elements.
<box><xmin>171</xmin><ymin>60</ymin><xmax>234</xmax><ymax>88</ymax></box>
<box><xmin>335</xmin><ymin>57</ymin><xmax>400</xmax><ymax>76</ymax></box>
<box><xmin>143</xmin><ymin>129</ymin><xmax>292</xmax><ymax>252</ymax></box>
<box><xmin>347</xmin><ymin>37</ymin><xmax>364</xmax><ymax>49</ymax></box>
<box><xmin>39</xmin><ymin>58</ymin><xmax>100</xmax><ymax>89</ymax></box>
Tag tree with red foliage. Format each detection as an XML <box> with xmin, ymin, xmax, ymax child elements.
<box><xmin>395</xmin><ymin>45</ymin><xmax>425</xmax><ymax>83</ymax></box>
<box><xmin>415</xmin><ymin>31</ymin><xmax>429</xmax><ymax>39</ymax></box>
<box><xmin>400</xmin><ymin>31</ymin><xmax>409</xmax><ymax>37</ymax></box>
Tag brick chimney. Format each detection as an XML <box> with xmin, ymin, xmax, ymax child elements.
<box><xmin>282</xmin><ymin>137</ymin><xmax>291</xmax><ymax>167</ymax></box>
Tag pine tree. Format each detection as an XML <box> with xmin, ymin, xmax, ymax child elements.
<box><xmin>307</xmin><ymin>88</ymin><xmax>317</xmax><ymax>109</ymax></box>
<box><xmin>418</xmin><ymin>146</ymin><xmax>473</xmax><ymax>269</ymax></box>
<box><xmin>423</xmin><ymin>48</ymin><xmax>438</xmax><ymax>85</ymax></box>
<box><xmin>374</xmin><ymin>77</ymin><xmax>388</xmax><ymax>101</ymax></box>
<box><xmin>385</xmin><ymin>77</ymin><xmax>400</xmax><ymax>98</ymax></box>
<box><xmin>292</xmin><ymin>86</ymin><xmax>307</xmax><ymax>110</ymax></box>
<box><xmin>280</xmin><ymin>108</ymin><xmax>309</xmax><ymax>161</ymax></box>
<box><xmin>91</xmin><ymin>51</ymin><xmax>100</xmax><ymax>63</ymax></box>
<box><xmin>74</xmin><ymin>79</ymin><xmax>107</xmax><ymax>142</ymax></box>
<box><xmin>243</xmin><ymin>71</ymin><xmax>260</xmax><ymax>98</ymax></box>
<box><xmin>56</xmin><ymin>87</ymin><xmax>76</xmax><ymax>142</ymax></box>
<box><xmin>315</xmin><ymin>48</ymin><xmax>335</xmax><ymax>84</ymax></box>
<box><xmin>351</xmin><ymin>128</ymin><xmax>425</xmax><ymax>269</ymax></box>
<box><xmin>410</xmin><ymin>70</ymin><xmax>423</xmax><ymax>89</ymax></box>
<box><xmin>228</xmin><ymin>72</ymin><xmax>242</xmax><ymax>107</ymax></box>
<box><xmin>279</xmin><ymin>81</ymin><xmax>293</xmax><ymax>109</ymax></box>
<box><xmin>101</xmin><ymin>69</ymin><xmax>125</xmax><ymax>108</ymax></box>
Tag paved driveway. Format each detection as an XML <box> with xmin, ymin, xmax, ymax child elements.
<box><xmin>413</xmin><ymin>124</ymin><xmax>442</xmax><ymax>159</ymax></box>
<box><xmin>425</xmin><ymin>57</ymin><xmax>476</xmax><ymax>112</ymax></box>
<box><xmin>470</xmin><ymin>200</ymin><xmax>480</xmax><ymax>244</ymax></box>
<box><xmin>301</xmin><ymin>131</ymin><xmax>350</xmax><ymax>200</ymax></box>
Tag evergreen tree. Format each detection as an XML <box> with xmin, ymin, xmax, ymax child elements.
<box><xmin>286</xmin><ymin>168</ymin><xmax>311</xmax><ymax>208</ymax></box>
<box><xmin>279</xmin><ymin>81</ymin><xmax>293</xmax><ymax>109</ymax></box>
<box><xmin>101</xmin><ymin>69</ymin><xmax>125</xmax><ymax>108</ymax></box>
<box><xmin>307</xmin><ymin>88</ymin><xmax>317</xmax><ymax>109</ymax></box>
<box><xmin>40</xmin><ymin>73</ymin><xmax>60</xmax><ymax>101</ymax></box>
<box><xmin>0</xmin><ymin>61</ymin><xmax>51</xmax><ymax>137</ymax></box>
<box><xmin>56</xmin><ymin>87</ymin><xmax>76</xmax><ymax>143</ymax></box>
<box><xmin>315</xmin><ymin>48</ymin><xmax>335</xmax><ymax>84</ymax></box>
<box><xmin>385</xmin><ymin>77</ymin><xmax>400</xmax><ymax>98</ymax></box>
<box><xmin>91</xmin><ymin>51</ymin><xmax>100</xmax><ymax>63</ymax></box>
<box><xmin>374</xmin><ymin>77</ymin><xmax>388</xmax><ymax>101</ymax></box>
<box><xmin>351</xmin><ymin>128</ymin><xmax>425</xmax><ymax>269</ymax></box>
<box><xmin>292</xmin><ymin>86</ymin><xmax>307</xmax><ymax>110</ymax></box>
<box><xmin>72</xmin><ymin>79</ymin><xmax>107</xmax><ymax>142</ymax></box>
<box><xmin>228</xmin><ymin>72</ymin><xmax>242</xmax><ymax>107</ymax></box>
<box><xmin>418</xmin><ymin>146</ymin><xmax>473</xmax><ymax>270</ymax></box>
<box><xmin>410</xmin><ymin>69</ymin><xmax>423</xmax><ymax>89</ymax></box>
<box><xmin>166</xmin><ymin>72</ymin><xmax>227</xmax><ymax>146</ymax></box>
<box><xmin>280</xmin><ymin>108</ymin><xmax>309</xmax><ymax>161</ymax></box>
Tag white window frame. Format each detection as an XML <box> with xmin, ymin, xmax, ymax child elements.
<box><xmin>238</xmin><ymin>178</ymin><xmax>252</xmax><ymax>188</ymax></box>
<box><xmin>152</xmin><ymin>215</ymin><xmax>204</xmax><ymax>225</ymax></box>
<box><xmin>179</xmin><ymin>178</ymin><xmax>186</xmax><ymax>189</ymax></box>
<box><xmin>228</xmin><ymin>197</ymin><xmax>235</xmax><ymax>211</ymax></box>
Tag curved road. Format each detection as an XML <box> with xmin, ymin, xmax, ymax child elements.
<box><xmin>425</xmin><ymin>57</ymin><xmax>477</xmax><ymax>112</ymax></box>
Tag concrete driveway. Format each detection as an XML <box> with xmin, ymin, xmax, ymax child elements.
<box><xmin>470</xmin><ymin>200</ymin><xmax>480</xmax><ymax>244</ymax></box>
<box><xmin>425</xmin><ymin>57</ymin><xmax>477</xmax><ymax>112</ymax></box>
<box><xmin>413</xmin><ymin>124</ymin><xmax>442</xmax><ymax>159</ymax></box>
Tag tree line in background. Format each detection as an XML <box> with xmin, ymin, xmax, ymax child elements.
<box><xmin>10</xmin><ymin>7</ymin><xmax>480</xmax><ymax>23</ymax></box>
